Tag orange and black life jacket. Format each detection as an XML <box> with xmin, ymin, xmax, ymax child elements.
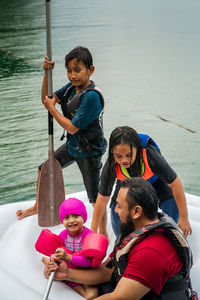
<box><xmin>115</xmin><ymin>134</ymin><xmax>159</xmax><ymax>184</ymax></box>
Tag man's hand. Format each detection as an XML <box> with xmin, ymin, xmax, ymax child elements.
<box><xmin>42</xmin><ymin>256</ymin><xmax>70</xmax><ymax>281</ymax></box>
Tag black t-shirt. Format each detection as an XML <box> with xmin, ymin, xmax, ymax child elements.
<box><xmin>98</xmin><ymin>140</ymin><xmax>177</xmax><ymax>205</ymax></box>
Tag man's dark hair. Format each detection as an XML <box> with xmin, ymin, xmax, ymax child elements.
<box><xmin>121</xmin><ymin>177</ymin><xmax>159</xmax><ymax>220</ymax></box>
<box><xmin>65</xmin><ymin>46</ymin><xmax>93</xmax><ymax>69</ymax></box>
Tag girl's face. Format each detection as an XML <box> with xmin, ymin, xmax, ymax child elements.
<box><xmin>63</xmin><ymin>214</ymin><xmax>84</xmax><ymax>237</ymax></box>
<box><xmin>113</xmin><ymin>144</ymin><xmax>137</xmax><ymax>168</ymax></box>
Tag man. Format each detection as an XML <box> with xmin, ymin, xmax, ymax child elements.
<box><xmin>43</xmin><ymin>177</ymin><xmax>194</xmax><ymax>299</ymax></box>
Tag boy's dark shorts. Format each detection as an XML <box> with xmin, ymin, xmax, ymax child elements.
<box><xmin>39</xmin><ymin>143</ymin><xmax>102</xmax><ymax>204</ymax></box>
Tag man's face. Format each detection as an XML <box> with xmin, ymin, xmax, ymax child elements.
<box><xmin>115</xmin><ymin>187</ymin><xmax>130</xmax><ymax>224</ymax></box>
<box><xmin>119</xmin><ymin>213</ymin><xmax>134</xmax><ymax>237</ymax></box>
<box><xmin>115</xmin><ymin>187</ymin><xmax>135</xmax><ymax>236</ymax></box>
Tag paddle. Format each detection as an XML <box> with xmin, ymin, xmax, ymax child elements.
<box><xmin>42</xmin><ymin>271</ymin><xmax>55</xmax><ymax>300</ymax></box>
<box><xmin>38</xmin><ymin>0</ymin><xmax>65</xmax><ymax>227</ymax></box>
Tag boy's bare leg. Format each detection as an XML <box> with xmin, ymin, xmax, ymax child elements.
<box><xmin>16</xmin><ymin>169</ymin><xmax>41</xmax><ymax>220</ymax></box>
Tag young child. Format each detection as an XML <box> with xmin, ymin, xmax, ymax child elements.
<box><xmin>91</xmin><ymin>126</ymin><xmax>192</xmax><ymax>238</ymax></box>
<box><xmin>17</xmin><ymin>46</ymin><xmax>106</xmax><ymax>220</ymax></box>
<box><xmin>43</xmin><ymin>197</ymin><xmax>98</xmax><ymax>299</ymax></box>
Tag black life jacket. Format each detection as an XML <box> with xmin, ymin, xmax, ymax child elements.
<box><xmin>60</xmin><ymin>81</ymin><xmax>105</xmax><ymax>149</ymax></box>
<box><xmin>109</xmin><ymin>213</ymin><xmax>193</xmax><ymax>300</ymax></box>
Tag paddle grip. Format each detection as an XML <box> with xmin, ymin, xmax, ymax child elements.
<box><xmin>46</xmin><ymin>0</ymin><xmax>54</xmax><ymax>148</ymax></box>
<box><xmin>46</xmin><ymin>0</ymin><xmax>53</xmax><ymax>97</ymax></box>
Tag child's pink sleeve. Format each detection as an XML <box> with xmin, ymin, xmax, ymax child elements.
<box><xmin>71</xmin><ymin>255</ymin><xmax>91</xmax><ymax>268</ymax></box>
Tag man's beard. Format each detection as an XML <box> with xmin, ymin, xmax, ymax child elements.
<box><xmin>119</xmin><ymin>214</ymin><xmax>134</xmax><ymax>238</ymax></box>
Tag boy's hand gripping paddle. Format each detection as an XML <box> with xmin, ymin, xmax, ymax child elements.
<box><xmin>38</xmin><ymin>0</ymin><xmax>65</xmax><ymax>227</ymax></box>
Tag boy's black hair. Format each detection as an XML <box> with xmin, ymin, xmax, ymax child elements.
<box><xmin>65</xmin><ymin>46</ymin><xmax>93</xmax><ymax>69</ymax></box>
<box><xmin>121</xmin><ymin>177</ymin><xmax>159</xmax><ymax>220</ymax></box>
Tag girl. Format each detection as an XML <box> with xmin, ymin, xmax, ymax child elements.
<box><xmin>43</xmin><ymin>197</ymin><xmax>98</xmax><ymax>299</ymax></box>
<box><xmin>91</xmin><ymin>126</ymin><xmax>192</xmax><ymax>238</ymax></box>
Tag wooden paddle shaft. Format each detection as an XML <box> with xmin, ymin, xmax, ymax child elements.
<box><xmin>46</xmin><ymin>0</ymin><xmax>55</xmax><ymax>225</ymax></box>
<box><xmin>46</xmin><ymin>0</ymin><xmax>54</xmax><ymax>142</ymax></box>
<box><xmin>38</xmin><ymin>0</ymin><xmax>65</xmax><ymax>227</ymax></box>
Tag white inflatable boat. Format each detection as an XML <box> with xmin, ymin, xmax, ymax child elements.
<box><xmin>0</xmin><ymin>191</ymin><xmax>199</xmax><ymax>299</ymax></box>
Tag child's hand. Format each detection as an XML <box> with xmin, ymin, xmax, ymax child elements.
<box><xmin>53</xmin><ymin>247</ymin><xmax>67</xmax><ymax>259</ymax></box>
<box><xmin>43</xmin><ymin>56</ymin><xmax>55</xmax><ymax>71</ymax></box>
<box><xmin>43</xmin><ymin>95</ymin><xmax>56</xmax><ymax>111</ymax></box>
<box><xmin>54</xmin><ymin>248</ymin><xmax>72</xmax><ymax>263</ymax></box>
<box><xmin>50</xmin><ymin>253</ymin><xmax>58</xmax><ymax>262</ymax></box>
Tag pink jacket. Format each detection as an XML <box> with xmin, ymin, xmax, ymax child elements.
<box><xmin>59</xmin><ymin>226</ymin><xmax>92</xmax><ymax>267</ymax></box>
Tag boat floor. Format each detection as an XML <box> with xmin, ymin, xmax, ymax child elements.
<box><xmin>0</xmin><ymin>191</ymin><xmax>199</xmax><ymax>299</ymax></box>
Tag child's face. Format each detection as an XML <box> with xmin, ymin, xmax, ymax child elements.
<box><xmin>113</xmin><ymin>144</ymin><xmax>137</xmax><ymax>168</ymax></box>
<box><xmin>66</xmin><ymin>58</ymin><xmax>94</xmax><ymax>93</ymax></box>
<box><xmin>63</xmin><ymin>214</ymin><xmax>84</xmax><ymax>236</ymax></box>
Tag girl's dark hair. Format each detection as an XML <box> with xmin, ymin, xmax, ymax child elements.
<box><xmin>65</xmin><ymin>46</ymin><xmax>93</xmax><ymax>69</ymax></box>
<box><xmin>121</xmin><ymin>177</ymin><xmax>159</xmax><ymax>220</ymax></box>
<box><xmin>108</xmin><ymin>126</ymin><xmax>142</xmax><ymax>184</ymax></box>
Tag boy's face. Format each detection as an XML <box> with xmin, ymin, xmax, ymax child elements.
<box><xmin>66</xmin><ymin>58</ymin><xmax>94</xmax><ymax>92</ymax></box>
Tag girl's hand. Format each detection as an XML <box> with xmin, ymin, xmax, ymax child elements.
<box><xmin>50</xmin><ymin>248</ymin><xmax>68</xmax><ymax>264</ymax></box>
<box><xmin>50</xmin><ymin>253</ymin><xmax>57</xmax><ymax>262</ymax></box>
<box><xmin>178</xmin><ymin>216</ymin><xmax>192</xmax><ymax>238</ymax></box>
<box><xmin>43</xmin><ymin>56</ymin><xmax>55</xmax><ymax>71</ymax></box>
<box><xmin>54</xmin><ymin>248</ymin><xmax>72</xmax><ymax>263</ymax></box>
<box><xmin>54</xmin><ymin>248</ymin><xmax>67</xmax><ymax>260</ymax></box>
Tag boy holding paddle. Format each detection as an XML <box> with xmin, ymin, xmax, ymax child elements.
<box><xmin>16</xmin><ymin>46</ymin><xmax>106</xmax><ymax>222</ymax></box>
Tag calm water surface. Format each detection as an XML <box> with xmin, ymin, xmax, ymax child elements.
<box><xmin>0</xmin><ymin>0</ymin><xmax>200</xmax><ymax>205</ymax></box>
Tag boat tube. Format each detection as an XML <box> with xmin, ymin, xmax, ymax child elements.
<box><xmin>0</xmin><ymin>191</ymin><xmax>199</xmax><ymax>299</ymax></box>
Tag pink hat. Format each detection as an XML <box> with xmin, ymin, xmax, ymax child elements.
<box><xmin>59</xmin><ymin>198</ymin><xmax>87</xmax><ymax>223</ymax></box>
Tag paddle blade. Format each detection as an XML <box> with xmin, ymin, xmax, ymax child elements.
<box><xmin>38</xmin><ymin>157</ymin><xmax>65</xmax><ymax>227</ymax></box>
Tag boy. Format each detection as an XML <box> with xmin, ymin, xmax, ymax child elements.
<box><xmin>16</xmin><ymin>46</ymin><xmax>106</xmax><ymax>220</ymax></box>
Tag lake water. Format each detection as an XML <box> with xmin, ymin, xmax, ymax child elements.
<box><xmin>0</xmin><ymin>0</ymin><xmax>200</xmax><ymax>205</ymax></box>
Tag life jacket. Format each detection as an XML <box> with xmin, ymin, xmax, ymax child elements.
<box><xmin>115</xmin><ymin>134</ymin><xmax>159</xmax><ymax>184</ymax></box>
<box><xmin>60</xmin><ymin>81</ymin><xmax>105</xmax><ymax>149</ymax></box>
<box><xmin>109</xmin><ymin>213</ymin><xmax>193</xmax><ymax>300</ymax></box>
